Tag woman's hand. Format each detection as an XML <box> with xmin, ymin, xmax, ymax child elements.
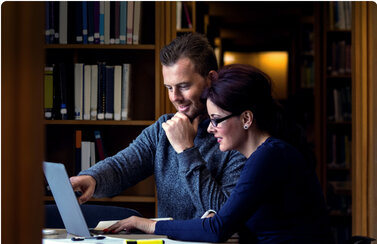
<box><xmin>105</xmin><ymin>216</ymin><xmax>156</xmax><ymax>234</ymax></box>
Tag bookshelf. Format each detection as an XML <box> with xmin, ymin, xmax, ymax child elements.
<box><xmin>43</xmin><ymin>2</ymin><xmax>163</xmax><ymax>218</ymax></box>
<box><xmin>321</xmin><ymin>2</ymin><xmax>353</xmax><ymax>243</ymax></box>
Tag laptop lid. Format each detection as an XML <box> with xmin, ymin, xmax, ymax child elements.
<box><xmin>43</xmin><ymin>161</ymin><xmax>92</xmax><ymax>238</ymax></box>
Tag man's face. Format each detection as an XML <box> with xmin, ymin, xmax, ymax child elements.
<box><xmin>162</xmin><ymin>58</ymin><xmax>209</xmax><ymax>120</ymax></box>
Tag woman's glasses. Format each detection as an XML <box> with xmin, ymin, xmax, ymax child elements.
<box><xmin>210</xmin><ymin>114</ymin><xmax>235</xmax><ymax>127</ymax></box>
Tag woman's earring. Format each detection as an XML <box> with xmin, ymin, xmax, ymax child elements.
<box><xmin>243</xmin><ymin>125</ymin><xmax>248</xmax><ymax>130</ymax></box>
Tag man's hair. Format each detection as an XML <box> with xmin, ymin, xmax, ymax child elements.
<box><xmin>160</xmin><ymin>32</ymin><xmax>218</xmax><ymax>78</ymax></box>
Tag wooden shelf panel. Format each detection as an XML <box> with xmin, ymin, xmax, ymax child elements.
<box><xmin>44</xmin><ymin>120</ymin><xmax>155</xmax><ymax>126</ymax></box>
<box><xmin>44</xmin><ymin>195</ymin><xmax>155</xmax><ymax>203</ymax></box>
<box><xmin>45</xmin><ymin>44</ymin><xmax>155</xmax><ymax>50</ymax></box>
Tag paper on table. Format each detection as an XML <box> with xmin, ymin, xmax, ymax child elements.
<box><xmin>94</xmin><ymin>220</ymin><xmax>119</xmax><ymax>230</ymax></box>
<box><xmin>94</xmin><ymin>218</ymin><xmax>173</xmax><ymax>231</ymax></box>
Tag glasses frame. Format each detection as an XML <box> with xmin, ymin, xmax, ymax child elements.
<box><xmin>210</xmin><ymin>114</ymin><xmax>235</xmax><ymax>127</ymax></box>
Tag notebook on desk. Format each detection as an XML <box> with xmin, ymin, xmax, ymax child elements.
<box><xmin>43</xmin><ymin>161</ymin><xmax>106</xmax><ymax>238</ymax></box>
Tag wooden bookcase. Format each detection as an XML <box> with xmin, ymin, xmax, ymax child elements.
<box><xmin>43</xmin><ymin>2</ymin><xmax>168</xmax><ymax>218</ymax></box>
<box><xmin>320</xmin><ymin>2</ymin><xmax>353</xmax><ymax>243</ymax></box>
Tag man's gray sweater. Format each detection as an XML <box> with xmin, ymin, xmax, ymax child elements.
<box><xmin>80</xmin><ymin>114</ymin><xmax>246</xmax><ymax>220</ymax></box>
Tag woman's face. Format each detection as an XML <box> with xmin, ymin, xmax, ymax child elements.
<box><xmin>206</xmin><ymin>99</ymin><xmax>245</xmax><ymax>152</ymax></box>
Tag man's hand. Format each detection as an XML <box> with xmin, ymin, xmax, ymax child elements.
<box><xmin>162</xmin><ymin>113</ymin><xmax>200</xmax><ymax>153</ymax></box>
<box><xmin>70</xmin><ymin>175</ymin><xmax>96</xmax><ymax>204</ymax></box>
<box><xmin>105</xmin><ymin>216</ymin><xmax>156</xmax><ymax>234</ymax></box>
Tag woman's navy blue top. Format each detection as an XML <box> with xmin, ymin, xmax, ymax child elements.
<box><xmin>155</xmin><ymin>137</ymin><xmax>329</xmax><ymax>243</ymax></box>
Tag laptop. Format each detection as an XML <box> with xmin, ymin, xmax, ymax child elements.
<box><xmin>43</xmin><ymin>161</ymin><xmax>105</xmax><ymax>239</ymax></box>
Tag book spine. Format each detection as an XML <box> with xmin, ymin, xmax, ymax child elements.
<box><xmin>115</xmin><ymin>1</ymin><xmax>120</xmax><ymax>44</ymax></box>
<box><xmin>126</xmin><ymin>1</ymin><xmax>134</xmax><ymax>45</ymax></box>
<box><xmin>104</xmin><ymin>1</ymin><xmax>110</xmax><ymax>44</ymax></box>
<box><xmin>121</xmin><ymin>63</ymin><xmax>131</xmax><ymax>120</ymax></box>
<box><xmin>93</xmin><ymin>1</ymin><xmax>100</xmax><ymax>44</ymax></box>
<box><xmin>81</xmin><ymin>141</ymin><xmax>91</xmax><ymax>171</ymax></box>
<box><xmin>132</xmin><ymin>1</ymin><xmax>141</xmax><ymax>44</ymax></box>
<box><xmin>90</xmin><ymin>65</ymin><xmax>98</xmax><ymax>120</ymax></box>
<box><xmin>183</xmin><ymin>3</ymin><xmax>192</xmax><ymax>28</ymax></box>
<box><xmin>90</xmin><ymin>142</ymin><xmax>96</xmax><ymax>167</ymax></box>
<box><xmin>74</xmin><ymin>63</ymin><xmax>84</xmax><ymax>120</ymax></box>
<box><xmin>53</xmin><ymin>1</ymin><xmax>59</xmax><ymax>42</ymax></box>
<box><xmin>75</xmin><ymin>2</ymin><xmax>83</xmax><ymax>43</ymax></box>
<box><xmin>94</xmin><ymin>130</ymin><xmax>105</xmax><ymax>160</ymax></box>
<box><xmin>45</xmin><ymin>2</ymin><xmax>50</xmax><ymax>44</ymax></box>
<box><xmin>49</xmin><ymin>2</ymin><xmax>55</xmax><ymax>43</ymax></box>
<box><xmin>52</xmin><ymin>64</ymin><xmax>61</xmax><ymax>119</ymax></box>
<box><xmin>82</xmin><ymin>1</ymin><xmax>88</xmax><ymax>44</ymax></box>
<box><xmin>105</xmin><ymin>66</ymin><xmax>114</xmax><ymax>120</ymax></box>
<box><xmin>87</xmin><ymin>1</ymin><xmax>94</xmax><ymax>43</ymax></box>
<box><xmin>113</xmin><ymin>65</ymin><xmax>122</xmax><ymax>121</ymax></box>
<box><xmin>119</xmin><ymin>1</ymin><xmax>127</xmax><ymax>44</ymax></box>
<box><xmin>75</xmin><ymin>130</ymin><xmax>82</xmax><ymax>175</ymax></box>
<box><xmin>176</xmin><ymin>1</ymin><xmax>182</xmax><ymax>30</ymax></box>
<box><xmin>44</xmin><ymin>66</ymin><xmax>54</xmax><ymax>119</ymax></box>
<box><xmin>59</xmin><ymin>1</ymin><xmax>68</xmax><ymax>44</ymax></box>
<box><xmin>83</xmin><ymin>65</ymin><xmax>91</xmax><ymax>120</ymax></box>
<box><xmin>97</xmin><ymin>63</ymin><xmax>106</xmax><ymax>120</ymax></box>
<box><xmin>99</xmin><ymin>1</ymin><xmax>105</xmax><ymax>44</ymax></box>
<box><xmin>110</xmin><ymin>1</ymin><xmax>115</xmax><ymax>44</ymax></box>
<box><xmin>58</xmin><ymin>63</ymin><xmax>68</xmax><ymax>120</ymax></box>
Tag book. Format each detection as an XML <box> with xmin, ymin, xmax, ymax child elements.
<box><xmin>132</xmin><ymin>1</ymin><xmax>141</xmax><ymax>44</ymax></box>
<box><xmin>81</xmin><ymin>141</ymin><xmax>91</xmax><ymax>171</ymax></box>
<box><xmin>93</xmin><ymin>1</ymin><xmax>100</xmax><ymax>44</ymax></box>
<box><xmin>99</xmin><ymin>1</ymin><xmax>105</xmax><ymax>44</ymax></box>
<box><xmin>104</xmin><ymin>1</ymin><xmax>110</xmax><ymax>44</ymax></box>
<box><xmin>45</xmin><ymin>2</ymin><xmax>50</xmax><ymax>44</ymax></box>
<box><xmin>176</xmin><ymin>1</ymin><xmax>182</xmax><ymax>30</ymax></box>
<box><xmin>110</xmin><ymin>1</ymin><xmax>115</xmax><ymax>44</ymax></box>
<box><xmin>119</xmin><ymin>1</ymin><xmax>127</xmax><ymax>44</ymax></box>
<box><xmin>114</xmin><ymin>1</ymin><xmax>120</xmax><ymax>44</ymax></box>
<box><xmin>44</xmin><ymin>66</ymin><xmax>54</xmax><ymax>119</ymax></box>
<box><xmin>113</xmin><ymin>65</ymin><xmax>122</xmax><ymax>121</ymax></box>
<box><xmin>105</xmin><ymin>66</ymin><xmax>115</xmax><ymax>120</ymax></box>
<box><xmin>183</xmin><ymin>2</ymin><xmax>192</xmax><ymax>29</ymax></box>
<box><xmin>90</xmin><ymin>142</ymin><xmax>96</xmax><ymax>166</ymax></box>
<box><xmin>75</xmin><ymin>2</ymin><xmax>83</xmax><ymax>43</ymax></box>
<box><xmin>94</xmin><ymin>130</ymin><xmax>106</xmax><ymax>160</ymax></box>
<box><xmin>97</xmin><ymin>63</ymin><xmax>106</xmax><ymax>120</ymax></box>
<box><xmin>121</xmin><ymin>63</ymin><xmax>132</xmax><ymax>120</ymax></box>
<box><xmin>126</xmin><ymin>1</ymin><xmax>134</xmax><ymax>44</ymax></box>
<box><xmin>75</xmin><ymin>130</ymin><xmax>82</xmax><ymax>174</ymax></box>
<box><xmin>83</xmin><ymin>65</ymin><xmax>91</xmax><ymax>120</ymax></box>
<box><xmin>74</xmin><ymin>63</ymin><xmax>84</xmax><ymax>120</ymax></box>
<box><xmin>87</xmin><ymin>1</ymin><xmax>94</xmax><ymax>43</ymax></box>
<box><xmin>82</xmin><ymin>1</ymin><xmax>88</xmax><ymax>44</ymax></box>
<box><xmin>58</xmin><ymin>63</ymin><xmax>68</xmax><ymax>120</ymax></box>
<box><xmin>90</xmin><ymin>65</ymin><xmax>98</xmax><ymax>120</ymax></box>
<box><xmin>59</xmin><ymin>1</ymin><xmax>68</xmax><ymax>44</ymax></box>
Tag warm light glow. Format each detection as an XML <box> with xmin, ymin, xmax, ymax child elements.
<box><xmin>223</xmin><ymin>51</ymin><xmax>289</xmax><ymax>100</ymax></box>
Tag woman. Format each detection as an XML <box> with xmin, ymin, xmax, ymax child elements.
<box><xmin>106</xmin><ymin>64</ymin><xmax>330</xmax><ymax>243</ymax></box>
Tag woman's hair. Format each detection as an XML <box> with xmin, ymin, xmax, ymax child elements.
<box><xmin>203</xmin><ymin>64</ymin><xmax>315</xmax><ymax>165</ymax></box>
<box><xmin>160</xmin><ymin>32</ymin><xmax>218</xmax><ymax>78</ymax></box>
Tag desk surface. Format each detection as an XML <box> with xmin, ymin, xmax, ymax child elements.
<box><xmin>43</xmin><ymin>229</ymin><xmax>238</xmax><ymax>244</ymax></box>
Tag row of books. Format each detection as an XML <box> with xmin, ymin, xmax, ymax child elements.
<box><xmin>328</xmin><ymin>1</ymin><xmax>352</xmax><ymax>31</ymax></box>
<box><xmin>45</xmin><ymin>1</ymin><xmax>142</xmax><ymax>45</ymax></box>
<box><xmin>44</xmin><ymin>62</ymin><xmax>132</xmax><ymax>121</ymax></box>
<box><xmin>328</xmin><ymin>40</ymin><xmax>351</xmax><ymax>76</ymax></box>
<box><xmin>176</xmin><ymin>1</ymin><xmax>193</xmax><ymax>30</ymax></box>
<box><xmin>75</xmin><ymin>130</ymin><xmax>106</xmax><ymax>174</ymax></box>
<box><xmin>328</xmin><ymin>86</ymin><xmax>351</xmax><ymax>123</ymax></box>
<box><xmin>327</xmin><ymin>133</ymin><xmax>351</xmax><ymax>169</ymax></box>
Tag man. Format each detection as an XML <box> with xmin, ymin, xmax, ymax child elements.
<box><xmin>70</xmin><ymin>33</ymin><xmax>246</xmax><ymax>220</ymax></box>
